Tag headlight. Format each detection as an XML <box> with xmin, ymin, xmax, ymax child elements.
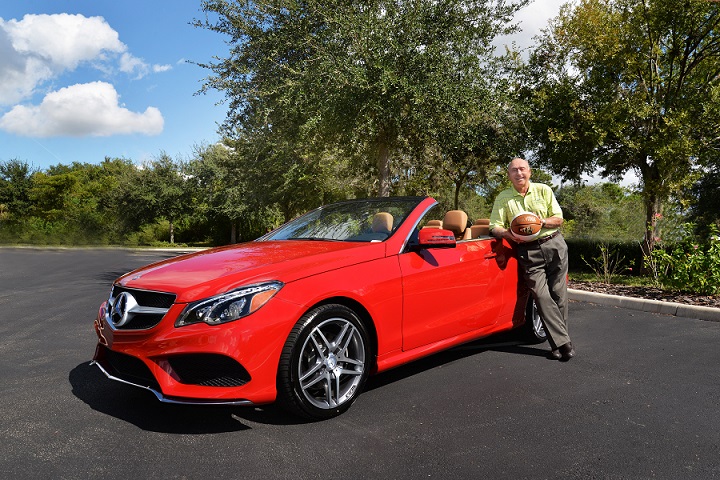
<box><xmin>175</xmin><ymin>281</ymin><xmax>283</xmax><ymax>327</ymax></box>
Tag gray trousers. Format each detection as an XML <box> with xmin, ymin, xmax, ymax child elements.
<box><xmin>517</xmin><ymin>233</ymin><xmax>570</xmax><ymax>350</ymax></box>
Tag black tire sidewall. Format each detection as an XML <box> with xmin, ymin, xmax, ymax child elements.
<box><xmin>279</xmin><ymin>303</ymin><xmax>371</xmax><ymax>420</ymax></box>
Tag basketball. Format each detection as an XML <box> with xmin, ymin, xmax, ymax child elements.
<box><xmin>510</xmin><ymin>211</ymin><xmax>542</xmax><ymax>241</ymax></box>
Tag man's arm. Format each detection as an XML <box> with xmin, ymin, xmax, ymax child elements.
<box><xmin>542</xmin><ymin>216</ymin><xmax>563</xmax><ymax>229</ymax></box>
<box><xmin>491</xmin><ymin>216</ymin><xmax>563</xmax><ymax>243</ymax></box>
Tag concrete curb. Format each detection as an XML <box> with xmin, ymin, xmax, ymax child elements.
<box><xmin>568</xmin><ymin>288</ymin><xmax>720</xmax><ymax>322</ymax></box>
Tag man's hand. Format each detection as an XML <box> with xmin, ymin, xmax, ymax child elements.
<box><xmin>492</xmin><ymin>216</ymin><xmax>563</xmax><ymax>243</ymax></box>
<box><xmin>491</xmin><ymin>227</ymin><xmax>523</xmax><ymax>243</ymax></box>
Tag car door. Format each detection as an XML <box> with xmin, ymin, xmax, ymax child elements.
<box><xmin>398</xmin><ymin>238</ymin><xmax>509</xmax><ymax>351</ymax></box>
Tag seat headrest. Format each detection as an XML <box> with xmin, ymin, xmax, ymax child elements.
<box><xmin>372</xmin><ymin>212</ymin><xmax>393</xmax><ymax>233</ymax></box>
<box><xmin>474</xmin><ymin>218</ymin><xmax>490</xmax><ymax>225</ymax></box>
<box><xmin>424</xmin><ymin>219</ymin><xmax>443</xmax><ymax>229</ymax></box>
<box><xmin>442</xmin><ymin>210</ymin><xmax>468</xmax><ymax>235</ymax></box>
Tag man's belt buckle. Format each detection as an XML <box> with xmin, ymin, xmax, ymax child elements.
<box><xmin>535</xmin><ymin>231</ymin><xmax>559</xmax><ymax>245</ymax></box>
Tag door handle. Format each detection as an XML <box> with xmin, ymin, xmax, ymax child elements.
<box><xmin>484</xmin><ymin>253</ymin><xmax>498</xmax><ymax>259</ymax></box>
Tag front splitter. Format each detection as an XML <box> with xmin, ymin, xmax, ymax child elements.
<box><xmin>90</xmin><ymin>360</ymin><xmax>255</xmax><ymax>407</ymax></box>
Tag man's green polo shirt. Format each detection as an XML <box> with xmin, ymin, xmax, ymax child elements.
<box><xmin>489</xmin><ymin>181</ymin><xmax>563</xmax><ymax>239</ymax></box>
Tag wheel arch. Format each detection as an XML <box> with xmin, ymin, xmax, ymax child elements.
<box><xmin>301</xmin><ymin>296</ymin><xmax>378</xmax><ymax>369</ymax></box>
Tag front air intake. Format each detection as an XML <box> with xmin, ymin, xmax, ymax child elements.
<box><xmin>167</xmin><ymin>354</ymin><xmax>251</xmax><ymax>387</ymax></box>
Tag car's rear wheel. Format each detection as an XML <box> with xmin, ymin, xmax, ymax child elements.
<box><xmin>524</xmin><ymin>297</ymin><xmax>547</xmax><ymax>343</ymax></box>
<box><xmin>277</xmin><ymin>304</ymin><xmax>371</xmax><ymax>420</ymax></box>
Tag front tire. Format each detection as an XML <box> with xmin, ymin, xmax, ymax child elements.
<box><xmin>277</xmin><ymin>304</ymin><xmax>371</xmax><ymax>420</ymax></box>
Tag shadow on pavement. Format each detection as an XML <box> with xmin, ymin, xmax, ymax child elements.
<box><xmin>70</xmin><ymin>331</ymin><xmax>549</xmax><ymax>431</ymax></box>
<box><xmin>366</xmin><ymin>331</ymin><xmax>548</xmax><ymax>392</ymax></box>
<box><xmin>70</xmin><ymin>361</ymin><xmax>319</xmax><ymax>430</ymax></box>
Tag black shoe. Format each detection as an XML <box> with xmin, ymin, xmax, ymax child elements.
<box><xmin>547</xmin><ymin>349</ymin><xmax>561</xmax><ymax>360</ymax></box>
<box><xmin>559</xmin><ymin>342</ymin><xmax>575</xmax><ymax>361</ymax></box>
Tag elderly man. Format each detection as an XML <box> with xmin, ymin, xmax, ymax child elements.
<box><xmin>489</xmin><ymin>158</ymin><xmax>574</xmax><ymax>361</ymax></box>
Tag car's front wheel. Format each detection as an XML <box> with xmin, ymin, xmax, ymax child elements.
<box><xmin>277</xmin><ymin>304</ymin><xmax>371</xmax><ymax>420</ymax></box>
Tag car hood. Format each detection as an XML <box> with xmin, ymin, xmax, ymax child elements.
<box><xmin>117</xmin><ymin>240</ymin><xmax>387</xmax><ymax>303</ymax></box>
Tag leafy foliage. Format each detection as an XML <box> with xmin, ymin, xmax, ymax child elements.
<box><xmin>556</xmin><ymin>183</ymin><xmax>645</xmax><ymax>241</ymax></box>
<box><xmin>687</xmin><ymin>161</ymin><xmax>720</xmax><ymax>235</ymax></box>
<box><xmin>527</xmin><ymin>0</ymin><xmax>720</xmax><ymax>254</ymax></box>
<box><xmin>194</xmin><ymin>0</ymin><xmax>528</xmax><ymax>196</ymax></box>
<box><xmin>3</xmin><ymin>0</ymin><xmax>720</xmax><ymax>299</ymax></box>
<box><xmin>647</xmin><ymin>224</ymin><xmax>720</xmax><ymax>295</ymax></box>
<box><xmin>0</xmin><ymin>159</ymin><xmax>36</xmax><ymax>221</ymax></box>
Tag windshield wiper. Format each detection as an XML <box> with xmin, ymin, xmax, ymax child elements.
<box><xmin>286</xmin><ymin>237</ymin><xmax>343</xmax><ymax>242</ymax></box>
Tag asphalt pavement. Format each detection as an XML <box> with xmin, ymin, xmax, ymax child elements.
<box><xmin>1</xmin><ymin>247</ymin><xmax>719</xmax><ymax>479</ymax></box>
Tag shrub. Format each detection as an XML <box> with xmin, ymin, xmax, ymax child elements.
<box><xmin>646</xmin><ymin>224</ymin><xmax>720</xmax><ymax>295</ymax></box>
<box><xmin>581</xmin><ymin>242</ymin><xmax>628</xmax><ymax>284</ymax></box>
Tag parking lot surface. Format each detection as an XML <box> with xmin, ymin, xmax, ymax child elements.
<box><xmin>1</xmin><ymin>247</ymin><xmax>719</xmax><ymax>479</ymax></box>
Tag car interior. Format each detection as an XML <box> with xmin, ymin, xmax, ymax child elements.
<box><xmin>421</xmin><ymin>210</ymin><xmax>491</xmax><ymax>240</ymax></box>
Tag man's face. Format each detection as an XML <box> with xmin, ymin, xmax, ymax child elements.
<box><xmin>508</xmin><ymin>159</ymin><xmax>531</xmax><ymax>192</ymax></box>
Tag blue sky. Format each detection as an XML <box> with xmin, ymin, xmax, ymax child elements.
<box><xmin>0</xmin><ymin>0</ymin><xmax>568</xmax><ymax>173</ymax></box>
<box><xmin>0</xmin><ymin>0</ymin><xmax>228</xmax><ymax>170</ymax></box>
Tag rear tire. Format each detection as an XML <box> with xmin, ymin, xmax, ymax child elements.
<box><xmin>523</xmin><ymin>297</ymin><xmax>547</xmax><ymax>343</ymax></box>
<box><xmin>277</xmin><ymin>304</ymin><xmax>371</xmax><ymax>420</ymax></box>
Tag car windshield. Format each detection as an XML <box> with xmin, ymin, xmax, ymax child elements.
<box><xmin>260</xmin><ymin>197</ymin><xmax>425</xmax><ymax>242</ymax></box>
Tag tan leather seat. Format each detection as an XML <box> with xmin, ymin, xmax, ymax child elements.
<box><xmin>470</xmin><ymin>218</ymin><xmax>490</xmax><ymax>238</ymax></box>
<box><xmin>443</xmin><ymin>210</ymin><xmax>471</xmax><ymax>240</ymax></box>
<box><xmin>422</xmin><ymin>219</ymin><xmax>443</xmax><ymax>229</ymax></box>
<box><xmin>372</xmin><ymin>212</ymin><xmax>393</xmax><ymax>234</ymax></box>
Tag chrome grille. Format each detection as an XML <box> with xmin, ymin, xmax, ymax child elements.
<box><xmin>106</xmin><ymin>286</ymin><xmax>176</xmax><ymax>330</ymax></box>
<box><xmin>111</xmin><ymin>286</ymin><xmax>175</xmax><ymax>308</ymax></box>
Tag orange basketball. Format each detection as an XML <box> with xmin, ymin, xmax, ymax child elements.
<box><xmin>510</xmin><ymin>212</ymin><xmax>542</xmax><ymax>241</ymax></box>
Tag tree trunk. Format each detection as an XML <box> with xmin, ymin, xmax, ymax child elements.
<box><xmin>452</xmin><ymin>170</ymin><xmax>469</xmax><ymax>210</ymax></box>
<box><xmin>376</xmin><ymin>141</ymin><xmax>391</xmax><ymax>197</ymax></box>
<box><xmin>169</xmin><ymin>221</ymin><xmax>175</xmax><ymax>244</ymax></box>
<box><xmin>639</xmin><ymin>156</ymin><xmax>663</xmax><ymax>274</ymax></box>
<box><xmin>230</xmin><ymin>221</ymin><xmax>237</xmax><ymax>244</ymax></box>
<box><xmin>454</xmin><ymin>180</ymin><xmax>461</xmax><ymax>210</ymax></box>
<box><xmin>642</xmin><ymin>193</ymin><xmax>663</xmax><ymax>250</ymax></box>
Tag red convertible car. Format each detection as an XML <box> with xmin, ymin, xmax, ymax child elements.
<box><xmin>92</xmin><ymin>196</ymin><xmax>545</xmax><ymax>419</ymax></box>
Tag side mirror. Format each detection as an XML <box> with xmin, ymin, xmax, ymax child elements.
<box><xmin>417</xmin><ymin>228</ymin><xmax>456</xmax><ymax>249</ymax></box>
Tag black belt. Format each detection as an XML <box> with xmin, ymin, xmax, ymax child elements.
<box><xmin>522</xmin><ymin>231</ymin><xmax>560</xmax><ymax>247</ymax></box>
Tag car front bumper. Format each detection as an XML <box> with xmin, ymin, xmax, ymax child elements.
<box><xmin>92</xmin><ymin>298</ymin><xmax>298</xmax><ymax>406</ymax></box>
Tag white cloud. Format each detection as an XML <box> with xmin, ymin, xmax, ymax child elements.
<box><xmin>153</xmin><ymin>64</ymin><xmax>172</xmax><ymax>73</ymax></box>
<box><xmin>119</xmin><ymin>52</ymin><xmax>147</xmax><ymax>77</ymax></box>
<box><xmin>4</xmin><ymin>13</ymin><xmax>125</xmax><ymax>69</ymax></box>
<box><xmin>495</xmin><ymin>0</ymin><xmax>567</xmax><ymax>55</ymax></box>
<box><xmin>0</xmin><ymin>81</ymin><xmax>164</xmax><ymax>137</ymax></box>
<box><xmin>0</xmin><ymin>14</ymin><xmax>126</xmax><ymax>105</ymax></box>
<box><xmin>0</xmin><ymin>13</ymin><xmax>171</xmax><ymax>105</ymax></box>
<box><xmin>120</xmin><ymin>52</ymin><xmax>172</xmax><ymax>79</ymax></box>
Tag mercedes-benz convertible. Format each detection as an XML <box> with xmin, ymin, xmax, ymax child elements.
<box><xmin>92</xmin><ymin>196</ymin><xmax>545</xmax><ymax>419</ymax></box>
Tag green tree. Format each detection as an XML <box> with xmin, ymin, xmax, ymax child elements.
<box><xmin>0</xmin><ymin>159</ymin><xmax>36</xmax><ymax>221</ymax></box>
<box><xmin>188</xmin><ymin>142</ymin><xmax>262</xmax><ymax>243</ymax></box>
<box><xmin>527</xmin><ymin>0</ymin><xmax>720</xmax><ymax>256</ymax></box>
<box><xmin>688</xmin><ymin>157</ymin><xmax>720</xmax><ymax>235</ymax></box>
<box><xmin>23</xmin><ymin>160</ymin><xmax>139</xmax><ymax>243</ymax></box>
<box><xmin>28</xmin><ymin>169</ymin><xmax>78</xmax><ymax>222</ymax></box>
<box><xmin>194</xmin><ymin>0</ymin><xmax>527</xmax><ymax>196</ymax></box>
<box><xmin>421</xmin><ymin>62</ymin><xmax>530</xmax><ymax>210</ymax></box>
<box><xmin>143</xmin><ymin>154</ymin><xmax>191</xmax><ymax>244</ymax></box>
<box><xmin>114</xmin><ymin>154</ymin><xmax>191</xmax><ymax>244</ymax></box>
<box><xmin>556</xmin><ymin>182</ymin><xmax>645</xmax><ymax>241</ymax></box>
<box><xmin>189</xmin><ymin>133</ymin><xmax>367</xmax><ymax>244</ymax></box>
